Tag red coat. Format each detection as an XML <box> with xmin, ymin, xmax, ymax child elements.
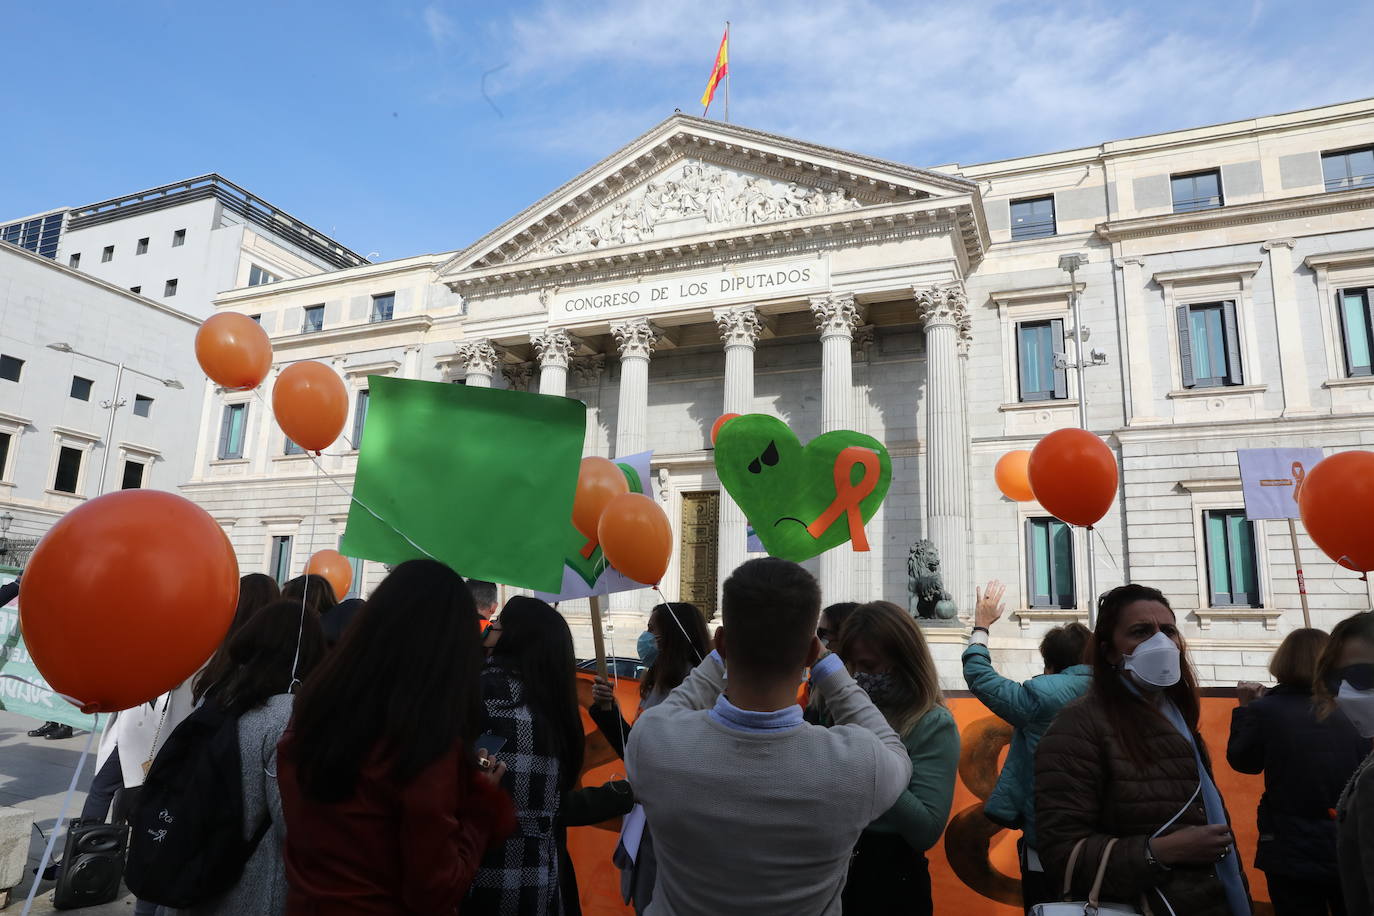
<box><xmin>277</xmin><ymin>731</ymin><xmax>515</xmax><ymax>915</ymax></box>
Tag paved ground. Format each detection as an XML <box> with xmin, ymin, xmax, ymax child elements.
<box><xmin>0</xmin><ymin>711</ymin><xmax>133</xmax><ymax>913</ymax></box>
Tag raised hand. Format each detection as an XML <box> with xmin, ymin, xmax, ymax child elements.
<box><xmin>974</xmin><ymin>580</ymin><xmax>1008</xmax><ymax>630</ymax></box>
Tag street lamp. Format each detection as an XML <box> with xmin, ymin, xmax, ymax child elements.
<box><xmin>46</xmin><ymin>342</ymin><xmax>186</xmax><ymax>495</ymax></box>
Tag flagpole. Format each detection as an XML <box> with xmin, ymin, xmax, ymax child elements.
<box><xmin>724</xmin><ymin>21</ymin><xmax>730</xmax><ymax>123</ymax></box>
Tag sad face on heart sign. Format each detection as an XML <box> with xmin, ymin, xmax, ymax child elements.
<box><xmin>713</xmin><ymin>414</ymin><xmax>892</xmax><ymax>563</ymax></box>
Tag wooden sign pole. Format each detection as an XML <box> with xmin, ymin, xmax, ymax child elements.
<box><xmin>588</xmin><ymin>593</ymin><xmax>611</xmax><ymax>708</ymax></box>
<box><xmin>1287</xmin><ymin>518</ymin><xmax>1312</xmax><ymax>629</ymax></box>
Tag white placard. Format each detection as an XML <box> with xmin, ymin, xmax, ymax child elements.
<box><xmin>547</xmin><ymin>256</ymin><xmax>829</xmax><ymax>325</ymax></box>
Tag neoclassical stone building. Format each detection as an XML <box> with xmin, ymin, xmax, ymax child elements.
<box><xmin>183</xmin><ymin>97</ymin><xmax>1374</xmax><ymax>684</ymax></box>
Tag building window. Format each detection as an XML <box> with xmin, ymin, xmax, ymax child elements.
<box><xmin>218</xmin><ymin>402</ymin><xmax>248</xmax><ymax>459</ymax></box>
<box><xmin>269</xmin><ymin>535</ymin><xmax>293</xmax><ymax>584</ymax></box>
<box><xmin>1205</xmin><ymin>509</ymin><xmax>1260</xmax><ymax>607</ymax></box>
<box><xmin>172</xmin><ymin>228</ymin><xmax>186</xmax><ymax>247</ymax></box>
<box><xmin>136</xmin><ymin>237</ymin><xmax>149</xmax><ymax>255</ymax></box>
<box><xmin>1016</xmin><ymin>319</ymin><xmax>1067</xmax><ymax>401</ymax></box>
<box><xmin>164</xmin><ymin>279</ymin><xmax>178</xmax><ymax>297</ymax></box>
<box><xmin>302</xmin><ymin>304</ymin><xmax>324</xmax><ymax>334</ymax></box>
<box><xmin>1338</xmin><ymin>287</ymin><xmax>1374</xmax><ymax>377</ymax></box>
<box><xmin>1026</xmin><ymin>518</ymin><xmax>1075</xmax><ymax>608</ymax></box>
<box><xmin>1322</xmin><ymin>146</ymin><xmax>1374</xmax><ymax>192</ymax></box>
<box><xmin>0</xmin><ymin>431</ymin><xmax>11</xmax><ymax>481</ymax></box>
<box><xmin>1177</xmin><ymin>301</ymin><xmax>1243</xmax><ymax>388</ymax></box>
<box><xmin>1010</xmin><ymin>196</ymin><xmax>1056</xmax><ymax>241</ymax></box>
<box><xmin>68</xmin><ymin>253</ymin><xmax>80</xmax><ymax>269</ymax></box>
<box><xmin>249</xmin><ymin>314</ymin><xmax>262</xmax><ymax>324</ymax></box>
<box><xmin>101</xmin><ymin>245</ymin><xmax>114</xmax><ymax>263</ymax></box>
<box><xmin>284</xmin><ymin>436</ymin><xmax>305</xmax><ymax>456</ymax></box>
<box><xmin>130</xmin><ymin>286</ymin><xmax>141</xmax><ymax>294</ymax></box>
<box><xmin>248</xmin><ymin>264</ymin><xmax>280</xmax><ymax>286</ymax></box>
<box><xmin>0</xmin><ymin>355</ymin><xmax>23</xmax><ymax>382</ymax></box>
<box><xmin>53</xmin><ymin>446</ymin><xmax>82</xmax><ymax>493</ymax></box>
<box><xmin>370</xmin><ymin>293</ymin><xmax>395</xmax><ymax>323</ymax></box>
<box><xmin>133</xmin><ymin>394</ymin><xmax>153</xmax><ymax>417</ymax></box>
<box><xmin>1171</xmin><ymin>169</ymin><xmax>1223</xmax><ymax>213</ymax></box>
<box><xmin>70</xmin><ymin>376</ymin><xmax>93</xmax><ymax>401</ymax></box>
<box><xmin>352</xmin><ymin>389</ymin><xmax>370</xmax><ymax>447</ymax></box>
<box><xmin>121</xmin><ymin>460</ymin><xmax>145</xmax><ymax>489</ymax></box>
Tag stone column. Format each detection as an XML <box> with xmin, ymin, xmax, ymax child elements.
<box><xmin>1263</xmin><ymin>238</ymin><xmax>1313</xmax><ymax>415</ymax></box>
<box><xmin>532</xmin><ymin>328</ymin><xmax>578</xmax><ymax>397</ymax></box>
<box><xmin>455</xmin><ymin>340</ymin><xmax>498</xmax><ymax>388</ymax></box>
<box><xmin>914</xmin><ymin>284</ymin><xmax>972</xmax><ymax>613</ymax></box>
<box><xmin>714</xmin><ymin>305</ymin><xmax>763</xmax><ymax>592</ymax></box>
<box><xmin>810</xmin><ymin>293</ymin><xmax>864</xmax><ymax>603</ymax></box>
<box><xmin>1115</xmin><ymin>256</ymin><xmax>1160</xmax><ymax>424</ymax></box>
<box><xmin>609</xmin><ymin>318</ymin><xmax>659</xmax><ymax>618</ymax></box>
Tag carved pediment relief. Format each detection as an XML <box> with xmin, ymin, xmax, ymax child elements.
<box><xmin>534</xmin><ymin>158</ymin><xmax>863</xmax><ymax>257</ymax></box>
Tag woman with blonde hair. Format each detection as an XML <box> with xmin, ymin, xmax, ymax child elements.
<box><xmin>831</xmin><ymin>600</ymin><xmax>959</xmax><ymax>915</ymax></box>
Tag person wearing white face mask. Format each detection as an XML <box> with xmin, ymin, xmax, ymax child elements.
<box><xmin>1035</xmin><ymin>584</ymin><xmax>1253</xmax><ymax>916</ymax></box>
<box><xmin>1312</xmin><ymin>610</ymin><xmax>1374</xmax><ymax>916</ymax></box>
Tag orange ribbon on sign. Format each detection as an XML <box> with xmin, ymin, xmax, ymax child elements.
<box><xmin>806</xmin><ymin>446</ymin><xmax>881</xmax><ymax>551</ymax></box>
<box><xmin>1292</xmin><ymin>461</ymin><xmax>1307</xmax><ymax>502</ymax></box>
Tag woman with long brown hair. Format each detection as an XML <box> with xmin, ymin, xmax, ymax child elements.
<box><xmin>832</xmin><ymin>600</ymin><xmax>959</xmax><ymax>916</ymax></box>
<box><xmin>1035</xmin><ymin>584</ymin><xmax>1252</xmax><ymax>916</ymax></box>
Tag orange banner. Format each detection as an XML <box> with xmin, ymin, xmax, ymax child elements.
<box><xmin>568</xmin><ymin>679</ymin><xmax>1272</xmax><ymax>915</ymax></box>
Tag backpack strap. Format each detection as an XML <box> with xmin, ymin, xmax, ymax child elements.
<box><xmin>246</xmin><ymin>815</ymin><xmax>272</xmax><ymax>856</ymax></box>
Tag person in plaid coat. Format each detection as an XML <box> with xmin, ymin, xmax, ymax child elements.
<box><xmin>470</xmin><ymin>597</ymin><xmax>586</xmax><ymax>916</ymax></box>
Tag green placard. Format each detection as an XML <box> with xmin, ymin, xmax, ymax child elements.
<box><xmin>0</xmin><ymin>575</ymin><xmax>94</xmax><ymax>730</ymax></box>
<box><xmin>341</xmin><ymin>376</ymin><xmax>585</xmax><ymax>593</ymax></box>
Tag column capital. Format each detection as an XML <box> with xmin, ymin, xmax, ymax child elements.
<box><xmin>501</xmin><ymin>362</ymin><xmax>534</xmax><ymax>391</ymax></box>
<box><xmin>913</xmin><ymin>283</ymin><xmax>972</xmax><ymax>355</ymax></box>
<box><xmin>531</xmin><ymin>327</ymin><xmax>579</xmax><ymax>369</ymax></box>
<box><xmin>713</xmin><ymin>305</ymin><xmax>764</xmax><ymax>348</ymax></box>
<box><xmin>455</xmin><ymin>340</ymin><xmax>499</xmax><ymax>376</ymax></box>
<box><xmin>1262</xmin><ymin>238</ymin><xmax>1298</xmax><ymax>251</ymax></box>
<box><xmin>611</xmin><ymin>318</ymin><xmax>660</xmax><ymax>360</ymax></box>
<box><xmin>810</xmin><ymin>292</ymin><xmax>864</xmax><ymax>340</ymax></box>
<box><xmin>570</xmin><ymin>354</ymin><xmax>606</xmax><ymax>386</ymax></box>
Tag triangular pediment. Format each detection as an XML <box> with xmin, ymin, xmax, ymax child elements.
<box><xmin>439</xmin><ymin>115</ymin><xmax>978</xmax><ymax>277</ymax></box>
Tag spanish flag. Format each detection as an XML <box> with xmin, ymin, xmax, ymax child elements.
<box><xmin>700</xmin><ymin>25</ymin><xmax>729</xmax><ymax>113</ymax></box>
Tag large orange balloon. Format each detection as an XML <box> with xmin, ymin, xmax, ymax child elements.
<box><xmin>195</xmin><ymin>313</ymin><xmax>272</xmax><ymax>390</ymax></box>
<box><xmin>598</xmin><ymin>492</ymin><xmax>673</xmax><ymax>586</ymax></box>
<box><xmin>305</xmin><ymin>549</ymin><xmax>353</xmax><ymax>599</ymax></box>
<box><xmin>1027</xmin><ymin>428</ymin><xmax>1118</xmax><ymax>527</ymax></box>
<box><xmin>1298</xmin><ymin>450</ymin><xmax>1374</xmax><ymax>573</ymax></box>
<box><xmin>272</xmin><ymin>361</ymin><xmax>348</xmax><ymax>453</ymax></box>
<box><xmin>19</xmin><ymin>490</ymin><xmax>239</xmax><ymax>713</ymax></box>
<box><xmin>994</xmin><ymin>450</ymin><xmax>1034</xmax><ymax>502</ymax></box>
<box><xmin>572</xmin><ymin>456</ymin><xmax>630</xmax><ymax>543</ymax></box>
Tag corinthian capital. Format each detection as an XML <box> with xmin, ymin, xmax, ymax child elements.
<box><xmin>611</xmin><ymin>318</ymin><xmax>660</xmax><ymax>360</ymax></box>
<box><xmin>809</xmin><ymin>292</ymin><xmax>863</xmax><ymax>340</ymax></box>
<box><xmin>531</xmin><ymin>328</ymin><xmax>578</xmax><ymax>369</ymax></box>
<box><xmin>714</xmin><ymin>305</ymin><xmax>763</xmax><ymax>348</ymax></box>
<box><xmin>501</xmin><ymin>362</ymin><xmax>534</xmax><ymax>391</ymax></box>
<box><xmin>455</xmin><ymin>339</ymin><xmax>499</xmax><ymax>376</ymax></box>
<box><xmin>570</xmin><ymin>355</ymin><xmax>605</xmax><ymax>386</ymax></box>
<box><xmin>914</xmin><ymin>284</ymin><xmax>972</xmax><ymax>356</ymax></box>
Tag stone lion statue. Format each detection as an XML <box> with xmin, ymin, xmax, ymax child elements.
<box><xmin>907</xmin><ymin>540</ymin><xmax>958</xmax><ymax>620</ymax></box>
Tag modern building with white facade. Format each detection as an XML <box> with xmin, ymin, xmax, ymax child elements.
<box><xmin>184</xmin><ymin>97</ymin><xmax>1374</xmax><ymax>684</ymax></box>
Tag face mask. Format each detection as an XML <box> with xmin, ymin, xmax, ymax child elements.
<box><xmin>637</xmin><ymin>630</ymin><xmax>659</xmax><ymax>668</ymax></box>
<box><xmin>854</xmin><ymin>671</ymin><xmax>899</xmax><ymax>707</ymax></box>
<box><xmin>1122</xmin><ymin>631</ymin><xmax>1181</xmax><ymax>689</ymax></box>
<box><xmin>1335</xmin><ymin>681</ymin><xmax>1374</xmax><ymax>738</ymax></box>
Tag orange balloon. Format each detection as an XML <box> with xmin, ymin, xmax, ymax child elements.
<box><xmin>597</xmin><ymin>492</ymin><xmax>673</xmax><ymax>586</ymax></box>
<box><xmin>195</xmin><ymin>313</ymin><xmax>272</xmax><ymax>390</ymax></box>
<box><xmin>572</xmin><ymin>456</ymin><xmax>630</xmax><ymax>543</ymax></box>
<box><xmin>305</xmin><ymin>549</ymin><xmax>353</xmax><ymax>599</ymax></box>
<box><xmin>19</xmin><ymin>490</ymin><xmax>239</xmax><ymax>713</ymax></box>
<box><xmin>1027</xmin><ymin>428</ymin><xmax>1118</xmax><ymax>527</ymax></box>
<box><xmin>272</xmin><ymin>361</ymin><xmax>348</xmax><ymax>453</ymax></box>
<box><xmin>1298</xmin><ymin>450</ymin><xmax>1374</xmax><ymax>573</ymax></box>
<box><xmin>711</xmin><ymin>413</ymin><xmax>740</xmax><ymax>446</ymax></box>
<box><xmin>994</xmin><ymin>450</ymin><xmax>1034</xmax><ymax>502</ymax></box>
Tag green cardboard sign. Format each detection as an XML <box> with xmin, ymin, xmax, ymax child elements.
<box><xmin>341</xmin><ymin>377</ymin><xmax>585</xmax><ymax>593</ymax></box>
<box><xmin>713</xmin><ymin>414</ymin><xmax>892</xmax><ymax>562</ymax></box>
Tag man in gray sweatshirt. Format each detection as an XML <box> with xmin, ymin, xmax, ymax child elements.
<box><xmin>625</xmin><ymin>557</ymin><xmax>913</xmax><ymax>915</ymax></box>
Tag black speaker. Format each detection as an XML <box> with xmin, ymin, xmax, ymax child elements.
<box><xmin>52</xmin><ymin>819</ymin><xmax>128</xmax><ymax>910</ymax></box>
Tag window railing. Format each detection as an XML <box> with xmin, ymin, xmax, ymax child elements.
<box><xmin>1325</xmin><ymin>172</ymin><xmax>1374</xmax><ymax>192</ymax></box>
<box><xmin>1173</xmin><ymin>194</ymin><xmax>1223</xmax><ymax>213</ymax></box>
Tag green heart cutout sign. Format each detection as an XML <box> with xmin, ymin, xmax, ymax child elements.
<box><xmin>714</xmin><ymin>414</ymin><xmax>892</xmax><ymax>563</ymax></box>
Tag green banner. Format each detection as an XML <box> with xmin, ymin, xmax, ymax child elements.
<box><xmin>341</xmin><ymin>377</ymin><xmax>585</xmax><ymax>593</ymax></box>
<box><xmin>0</xmin><ymin>575</ymin><xmax>93</xmax><ymax>730</ymax></box>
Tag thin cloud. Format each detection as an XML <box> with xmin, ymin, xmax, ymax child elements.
<box><xmin>423</xmin><ymin>3</ymin><xmax>459</xmax><ymax>47</ymax></box>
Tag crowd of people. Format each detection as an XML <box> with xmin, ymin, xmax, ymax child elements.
<box><xmin>9</xmin><ymin>557</ymin><xmax>1374</xmax><ymax>915</ymax></box>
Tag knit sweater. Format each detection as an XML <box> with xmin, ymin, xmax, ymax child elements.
<box><xmin>625</xmin><ymin>652</ymin><xmax>912</xmax><ymax>916</ymax></box>
<box><xmin>862</xmin><ymin>705</ymin><xmax>960</xmax><ymax>852</ymax></box>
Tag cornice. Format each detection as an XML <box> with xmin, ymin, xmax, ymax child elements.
<box><xmin>1096</xmin><ymin>187</ymin><xmax>1374</xmax><ymax>242</ymax></box>
<box><xmin>214</xmin><ymin>254</ymin><xmax>450</xmax><ymax>304</ymax></box>
<box><xmin>270</xmin><ymin>315</ymin><xmax>435</xmax><ymax>350</ymax></box>
<box><xmin>987</xmin><ymin>282</ymin><xmax>1084</xmax><ymax>306</ymax></box>
<box><xmin>1304</xmin><ymin>246</ymin><xmax>1374</xmax><ymax>271</ymax></box>
<box><xmin>1151</xmin><ymin>261</ymin><xmax>1263</xmax><ymax>286</ymax></box>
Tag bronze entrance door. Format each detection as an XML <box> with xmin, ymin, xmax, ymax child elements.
<box><xmin>678</xmin><ymin>491</ymin><xmax>720</xmax><ymax>621</ymax></box>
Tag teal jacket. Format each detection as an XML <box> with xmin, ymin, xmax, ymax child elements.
<box><xmin>960</xmin><ymin>643</ymin><xmax>1090</xmax><ymax>849</ymax></box>
<box><xmin>864</xmin><ymin>705</ymin><xmax>961</xmax><ymax>852</ymax></box>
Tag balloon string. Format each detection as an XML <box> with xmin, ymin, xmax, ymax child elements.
<box><xmin>650</xmin><ymin>585</ymin><xmax>705</xmax><ymax>665</ymax></box>
<box><xmin>22</xmin><ymin>713</ymin><xmax>98</xmax><ymax>916</ymax></box>
<box><xmin>0</xmin><ymin>674</ymin><xmax>87</xmax><ymax>710</ymax></box>
<box><xmin>290</xmin><ymin>463</ymin><xmax>321</xmax><ymax>690</ymax></box>
<box><xmin>1093</xmin><ymin>526</ymin><xmax>1122</xmax><ymax>581</ymax></box>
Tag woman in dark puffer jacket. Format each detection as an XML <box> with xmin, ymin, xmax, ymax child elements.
<box><xmin>1035</xmin><ymin>585</ymin><xmax>1252</xmax><ymax>916</ymax></box>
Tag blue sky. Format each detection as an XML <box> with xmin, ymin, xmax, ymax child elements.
<box><xmin>3</xmin><ymin>0</ymin><xmax>1372</xmax><ymax>262</ymax></box>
